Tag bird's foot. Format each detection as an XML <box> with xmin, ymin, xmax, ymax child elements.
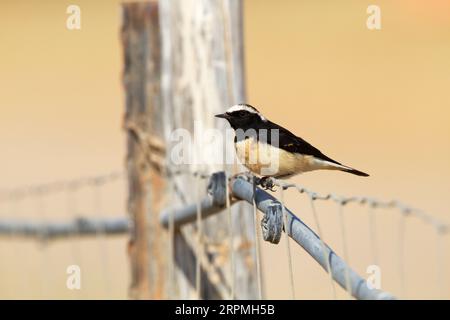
<box><xmin>258</xmin><ymin>176</ymin><xmax>277</xmax><ymax>192</ymax></box>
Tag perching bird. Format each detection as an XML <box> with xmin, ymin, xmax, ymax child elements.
<box><xmin>215</xmin><ymin>104</ymin><xmax>368</xmax><ymax>186</ymax></box>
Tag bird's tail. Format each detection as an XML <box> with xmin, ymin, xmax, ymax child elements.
<box><xmin>318</xmin><ymin>159</ymin><xmax>370</xmax><ymax>177</ymax></box>
<box><xmin>341</xmin><ymin>167</ymin><xmax>370</xmax><ymax>177</ymax></box>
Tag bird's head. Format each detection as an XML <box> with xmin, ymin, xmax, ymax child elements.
<box><xmin>215</xmin><ymin>104</ymin><xmax>266</xmax><ymax>130</ymax></box>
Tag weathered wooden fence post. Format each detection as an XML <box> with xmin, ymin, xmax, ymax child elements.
<box><xmin>122</xmin><ymin>0</ymin><xmax>257</xmax><ymax>299</ymax></box>
<box><xmin>122</xmin><ymin>2</ymin><xmax>166</xmax><ymax>299</ymax></box>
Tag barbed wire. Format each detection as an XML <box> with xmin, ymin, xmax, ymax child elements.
<box><xmin>0</xmin><ymin>171</ymin><xmax>125</xmax><ymax>202</ymax></box>
<box><xmin>273</xmin><ymin>180</ymin><xmax>449</xmax><ymax>234</ymax></box>
<box><xmin>0</xmin><ymin>169</ymin><xmax>211</xmax><ymax>203</ymax></box>
<box><xmin>1</xmin><ymin>169</ymin><xmax>448</xmax><ymax>236</ymax></box>
<box><xmin>1</xmin><ymin>168</ymin><xmax>448</xmax><ymax>299</ymax></box>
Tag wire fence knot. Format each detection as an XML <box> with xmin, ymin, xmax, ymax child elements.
<box><xmin>260</xmin><ymin>202</ymin><xmax>283</xmax><ymax>244</ymax></box>
<box><xmin>207</xmin><ymin>171</ymin><xmax>227</xmax><ymax>207</ymax></box>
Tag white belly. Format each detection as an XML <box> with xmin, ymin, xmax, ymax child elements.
<box><xmin>235</xmin><ymin>137</ymin><xmax>331</xmax><ymax>177</ymax></box>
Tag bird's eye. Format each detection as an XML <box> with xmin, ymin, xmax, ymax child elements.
<box><xmin>238</xmin><ymin>111</ymin><xmax>247</xmax><ymax>117</ymax></box>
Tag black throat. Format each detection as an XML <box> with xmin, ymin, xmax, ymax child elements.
<box><xmin>230</xmin><ymin>118</ymin><xmax>280</xmax><ymax>144</ymax></box>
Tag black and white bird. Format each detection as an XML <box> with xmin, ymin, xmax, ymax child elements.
<box><xmin>215</xmin><ymin>104</ymin><xmax>369</xmax><ymax>184</ymax></box>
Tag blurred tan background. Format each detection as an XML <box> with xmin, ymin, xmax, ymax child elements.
<box><xmin>0</xmin><ymin>0</ymin><xmax>449</xmax><ymax>299</ymax></box>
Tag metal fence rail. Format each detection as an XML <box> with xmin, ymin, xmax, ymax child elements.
<box><xmin>160</xmin><ymin>172</ymin><xmax>396</xmax><ymax>300</ymax></box>
<box><xmin>0</xmin><ymin>217</ymin><xmax>129</xmax><ymax>240</ymax></box>
<box><xmin>1</xmin><ymin>170</ymin><xmax>448</xmax><ymax>299</ymax></box>
<box><xmin>0</xmin><ymin>171</ymin><xmax>129</xmax><ymax>241</ymax></box>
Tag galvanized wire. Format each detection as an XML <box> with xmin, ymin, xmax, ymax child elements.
<box><xmin>279</xmin><ymin>187</ymin><xmax>296</xmax><ymax>299</ymax></box>
<box><xmin>397</xmin><ymin>211</ymin><xmax>407</xmax><ymax>298</ymax></box>
<box><xmin>8</xmin><ymin>198</ymin><xmax>31</xmax><ymax>295</ymax></box>
<box><xmin>435</xmin><ymin>229</ymin><xmax>445</xmax><ymax>299</ymax></box>
<box><xmin>308</xmin><ymin>195</ymin><xmax>337</xmax><ymax>299</ymax></box>
<box><xmin>273</xmin><ymin>178</ymin><xmax>450</xmax><ymax>300</ymax></box>
<box><xmin>273</xmin><ymin>180</ymin><xmax>450</xmax><ymax>235</ymax></box>
<box><xmin>252</xmin><ymin>179</ymin><xmax>263</xmax><ymax>300</ymax></box>
<box><xmin>1</xmin><ymin>170</ymin><xmax>449</xmax><ymax>300</ymax></box>
<box><xmin>0</xmin><ymin>171</ymin><xmax>124</xmax><ymax>202</ymax></box>
<box><xmin>91</xmin><ymin>183</ymin><xmax>111</xmax><ymax>297</ymax></box>
<box><xmin>168</xmin><ymin>177</ymin><xmax>176</xmax><ymax>299</ymax></box>
<box><xmin>337</xmin><ymin>203</ymin><xmax>352</xmax><ymax>299</ymax></box>
<box><xmin>65</xmin><ymin>188</ymin><xmax>83</xmax><ymax>269</ymax></box>
<box><xmin>274</xmin><ymin>176</ymin><xmax>450</xmax><ymax>298</ymax></box>
<box><xmin>225</xmin><ymin>172</ymin><xmax>235</xmax><ymax>300</ymax></box>
<box><xmin>231</xmin><ymin>176</ymin><xmax>395</xmax><ymax>300</ymax></box>
<box><xmin>36</xmin><ymin>195</ymin><xmax>51</xmax><ymax>298</ymax></box>
<box><xmin>195</xmin><ymin>174</ymin><xmax>203</xmax><ymax>299</ymax></box>
<box><xmin>368</xmin><ymin>205</ymin><xmax>379</xmax><ymax>266</ymax></box>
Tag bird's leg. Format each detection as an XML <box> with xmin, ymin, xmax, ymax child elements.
<box><xmin>231</xmin><ymin>171</ymin><xmax>255</xmax><ymax>182</ymax></box>
<box><xmin>259</xmin><ymin>176</ymin><xmax>277</xmax><ymax>192</ymax></box>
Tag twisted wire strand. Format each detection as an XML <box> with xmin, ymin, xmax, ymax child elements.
<box><xmin>168</xmin><ymin>176</ymin><xmax>176</xmax><ymax>299</ymax></box>
<box><xmin>6</xmin><ymin>171</ymin><xmax>446</xmax><ymax>232</ymax></box>
<box><xmin>195</xmin><ymin>174</ymin><xmax>203</xmax><ymax>299</ymax></box>
<box><xmin>0</xmin><ymin>171</ymin><xmax>125</xmax><ymax>202</ymax></box>
<box><xmin>0</xmin><ymin>169</ymin><xmax>211</xmax><ymax>204</ymax></box>
<box><xmin>368</xmin><ymin>206</ymin><xmax>379</xmax><ymax>266</ymax></box>
<box><xmin>307</xmin><ymin>194</ymin><xmax>337</xmax><ymax>299</ymax></box>
<box><xmin>435</xmin><ymin>229</ymin><xmax>445</xmax><ymax>299</ymax></box>
<box><xmin>279</xmin><ymin>187</ymin><xmax>296</xmax><ymax>299</ymax></box>
<box><xmin>273</xmin><ymin>177</ymin><xmax>449</xmax><ymax>300</ymax></box>
<box><xmin>337</xmin><ymin>204</ymin><xmax>352</xmax><ymax>299</ymax></box>
<box><xmin>36</xmin><ymin>195</ymin><xmax>51</xmax><ymax>298</ymax></box>
<box><xmin>274</xmin><ymin>180</ymin><xmax>450</xmax><ymax>234</ymax></box>
<box><xmin>397</xmin><ymin>212</ymin><xmax>407</xmax><ymax>298</ymax></box>
<box><xmin>170</xmin><ymin>168</ymin><xmax>211</xmax><ymax>180</ymax></box>
<box><xmin>2</xmin><ymin>170</ymin><xmax>449</xmax><ymax>301</ymax></box>
<box><xmin>91</xmin><ymin>183</ymin><xmax>111</xmax><ymax>298</ymax></box>
<box><xmin>225</xmin><ymin>172</ymin><xmax>235</xmax><ymax>300</ymax></box>
<box><xmin>7</xmin><ymin>198</ymin><xmax>32</xmax><ymax>295</ymax></box>
<box><xmin>64</xmin><ymin>187</ymin><xmax>83</xmax><ymax>299</ymax></box>
<box><xmin>252</xmin><ymin>179</ymin><xmax>263</xmax><ymax>300</ymax></box>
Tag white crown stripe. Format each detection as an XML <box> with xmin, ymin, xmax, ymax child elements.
<box><xmin>226</xmin><ymin>104</ymin><xmax>258</xmax><ymax>114</ymax></box>
<box><xmin>226</xmin><ymin>104</ymin><xmax>266</xmax><ymax>121</ymax></box>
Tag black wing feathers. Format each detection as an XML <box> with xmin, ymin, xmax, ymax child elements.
<box><xmin>262</xmin><ymin>120</ymin><xmax>342</xmax><ymax>166</ymax></box>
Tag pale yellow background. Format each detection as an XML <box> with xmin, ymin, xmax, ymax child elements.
<box><xmin>0</xmin><ymin>0</ymin><xmax>449</xmax><ymax>299</ymax></box>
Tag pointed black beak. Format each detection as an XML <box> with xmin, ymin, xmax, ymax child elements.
<box><xmin>215</xmin><ymin>113</ymin><xmax>229</xmax><ymax>119</ymax></box>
